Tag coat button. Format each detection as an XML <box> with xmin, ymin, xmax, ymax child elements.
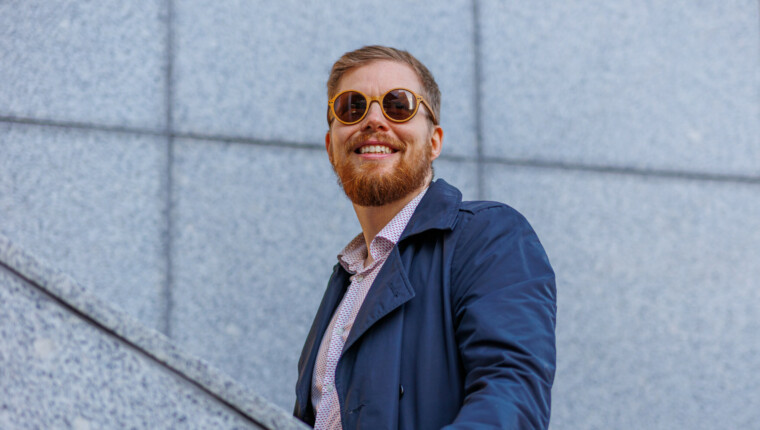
<box><xmin>399</xmin><ymin>384</ymin><xmax>404</xmax><ymax>398</ymax></box>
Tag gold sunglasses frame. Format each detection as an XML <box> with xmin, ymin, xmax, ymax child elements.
<box><xmin>328</xmin><ymin>88</ymin><xmax>438</xmax><ymax>125</ymax></box>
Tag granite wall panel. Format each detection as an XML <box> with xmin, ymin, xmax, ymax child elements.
<box><xmin>172</xmin><ymin>0</ymin><xmax>477</xmax><ymax>157</ymax></box>
<box><xmin>171</xmin><ymin>139</ymin><xmax>361</xmax><ymax>409</ymax></box>
<box><xmin>478</xmin><ymin>0</ymin><xmax>760</xmax><ymax>176</ymax></box>
<box><xmin>483</xmin><ymin>164</ymin><xmax>760</xmax><ymax>429</ymax></box>
<box><xmin>0</xmin><ymin>0</ymin><xmax>166</xmax><ymax>130</ymax></box>
<box><xmin>0</xmin><ymin>123</ymin><xmax>167</xmax><ymax>330</ymax></box>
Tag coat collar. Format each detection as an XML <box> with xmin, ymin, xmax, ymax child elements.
<box><xmin>398</xmin><ymin>178</ymin><xmax>462</xmax><ymax>242</ymax></box>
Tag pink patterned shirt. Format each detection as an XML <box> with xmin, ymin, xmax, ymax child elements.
<box><xmin>311</xmin><ymin>187</ymin><xmax>429</xmax><ymax>430</ymax></box>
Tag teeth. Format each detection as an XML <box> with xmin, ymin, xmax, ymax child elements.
<box><xmin>359</xmin><ymin>145</ymin><xmax>392</xmax><ymax>154</ymax></box>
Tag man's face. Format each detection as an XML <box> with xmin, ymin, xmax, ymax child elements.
<box><xmin>326</xmin><ymin>60</ymin><xmax>443</xmax><ymax>207</ymax></box>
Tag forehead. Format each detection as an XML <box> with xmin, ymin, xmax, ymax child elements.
<box><xmin>336</xmin><ymin>60</ymin><xmax>423</xmax><ymax>95</ymax></box>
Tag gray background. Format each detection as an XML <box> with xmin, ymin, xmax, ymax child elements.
<box><xmin>1</xmin><ymin>1</ymin><xmax>758</xmax><ymax>428</ymax></box>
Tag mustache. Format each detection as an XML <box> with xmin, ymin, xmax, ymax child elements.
<box><xmin>346</xmin><ymin>132</ymin><xmax>406</xmax><ymax>154</ymax></box>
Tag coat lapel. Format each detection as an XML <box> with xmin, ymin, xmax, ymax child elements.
<box><xmin>295</xmin><ymin>264</ymin><xmax>350</xmax><ymax>415</ymax></box>
<box><xmin>342</xmin><ymin>179</ymin><xmax>462</xmax><ymax>354</ymax></box>
<box><xmin>342</xmin><ymin>246</ymin><xmax>415</xmax><ymax>353</ymax></box>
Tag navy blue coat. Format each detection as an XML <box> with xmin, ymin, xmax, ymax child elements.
<box><xmin>295</xmin><ymin>179</ymin><xmax>556</xmax><ymax>429</ymax></box>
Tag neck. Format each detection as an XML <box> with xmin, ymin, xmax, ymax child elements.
<box><xmin>352</xmin><ymin>182</ymin><xmax>428</xmax><ymax>266</ymax></box>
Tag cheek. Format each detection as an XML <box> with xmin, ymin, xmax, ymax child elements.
<box><xmin>332</xmin><ymin>129</ymin><xmax>354</xmax><ymax>150</ymax></box>
<box><xmin>402</xmin><ymin>131</ymin><xmax>431</xmax><ymax>153</ymax></box>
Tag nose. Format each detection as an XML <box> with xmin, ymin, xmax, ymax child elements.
<box><xmin>361</xmin><ymin>100</ymin><xmax>388</xmax><ymax>131</ymax></box>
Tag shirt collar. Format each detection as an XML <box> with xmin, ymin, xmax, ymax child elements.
<box><xmin>375</xmin><ymin>187</ymin><xmax>428</xmax><ymax>245</ymax></box>
<box><xmin>338</xmin><ymin>186</ymin><xmax>429</xmax><ymax>271</ymax></box>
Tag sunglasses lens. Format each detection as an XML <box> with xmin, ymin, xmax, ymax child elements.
<box><xmin>383</xmin><ymin>89</ymin><xmax>417</xmax><ymax>121</ymax></box>
<box><xmin>333</xmin><ymin>91</ymin><xmax>367</xmax><ymax>123</ymax></box>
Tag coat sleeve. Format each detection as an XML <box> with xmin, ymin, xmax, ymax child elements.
<box><xmin>444</xmin><ymin>205</ymin><xmax>557</xmax><ymax>429</ymax></box>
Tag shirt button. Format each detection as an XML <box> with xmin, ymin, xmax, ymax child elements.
<box><xmin>354</xmin><ymin>275</ymin><xmax>364</xmax><ymax>282</ymax></box>
<box><xmin>325</xmin><ymin>384</ymin><xmax>333</xmax><ymax>393</ymax></box>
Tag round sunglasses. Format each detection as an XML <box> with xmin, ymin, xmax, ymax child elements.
<box><xmin>328</xmin><ymin>88</ymin><xmax>438</xmax><ymax>125</ymax></box>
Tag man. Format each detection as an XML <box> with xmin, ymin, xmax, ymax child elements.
<box><xmin>294</xmin><ymin>46</ymin><xmax>556</xmax><ymax>429</ymax></box>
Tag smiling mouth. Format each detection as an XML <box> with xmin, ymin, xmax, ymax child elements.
<box><xmin>356</xmin><ymin>145</ymin><xmax>396</xmax><ymax>155</ymax></box>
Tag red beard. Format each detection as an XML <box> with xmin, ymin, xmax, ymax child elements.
<box><xmin>330</xmin><ymin>132</ymin><xmax>431</xmax><ymax>207</ymax></box>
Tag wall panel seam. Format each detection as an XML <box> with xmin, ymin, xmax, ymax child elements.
<box><xmin>2</xmin><ymin>114</ymin><xmax>756</xmax><ymax>184</ymax></box>
<box><xmin>0</xmin><ymin>115</ymin><xmax>166</xmax><ymax>137</ymax></box>
<box><xmin>162</xmin><ymin>0</ymin><xmax>176</xmax><ymax>338</ymax></box>
<box><xmin>472</xmin><ymin>0</ymin><xmax>485</xmax><ymax>200</ymax></box>
<box><xmin>484</xmin><ymin>157</ymin><xmax>760</xmax><ymax>184</ymax></box>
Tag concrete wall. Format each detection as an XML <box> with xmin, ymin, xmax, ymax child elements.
<box><xmin>1</xmin><ymin>1</ymin><xmax>758</xmax><ymax>428</ymax></box>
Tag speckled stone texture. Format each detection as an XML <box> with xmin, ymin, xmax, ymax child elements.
<box><xmin>171</xmin><ymin>139</ymin><xmax>358</xmax><ymax>409</ymax></box>
<box><xmin>0</xmin><ymin>0</ymin><xmax>166</xmax><ymax>129</ymax></box>
<box><xmin>172</xmin><ymin>0</ymin><xmax>477</xmax><ymax>156</ymax></box>
<box><xmin>479</xmin><ymin>1</ymin><xmax>760</xmax><ymax>176</ymax></box>
<box><xmin>484</xmin><ymin>165</ymin><xmax>760</xmax><ymax>429</ymax></box>
<box><xmin>170</xmin><ymin>139</ymin><xmax>478</xmax><ymax>409</ymax></box>
<box><xmin>0</xmin><ymin>122</ymin><xmax>167</xmax><ymax>330</ymax></box>
<box><xmin>0</xmin><ymin>233</ymin><xmax>308</xmax><ymax>430</ymax></box>
<box><xmin>2</xmin><ymin>1</ymin><xmax>759</xmax><ymax>428</ymax></box>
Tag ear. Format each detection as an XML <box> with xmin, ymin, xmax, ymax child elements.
<box><xmin>429</xmin><ymin>125</ymin><xmax>443</xmax><ymax>161</ymax></box>
<box><xmin>325</xmin><ymin>130</ymin><xmax>334</xmax><ymax>164</ymax></box>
